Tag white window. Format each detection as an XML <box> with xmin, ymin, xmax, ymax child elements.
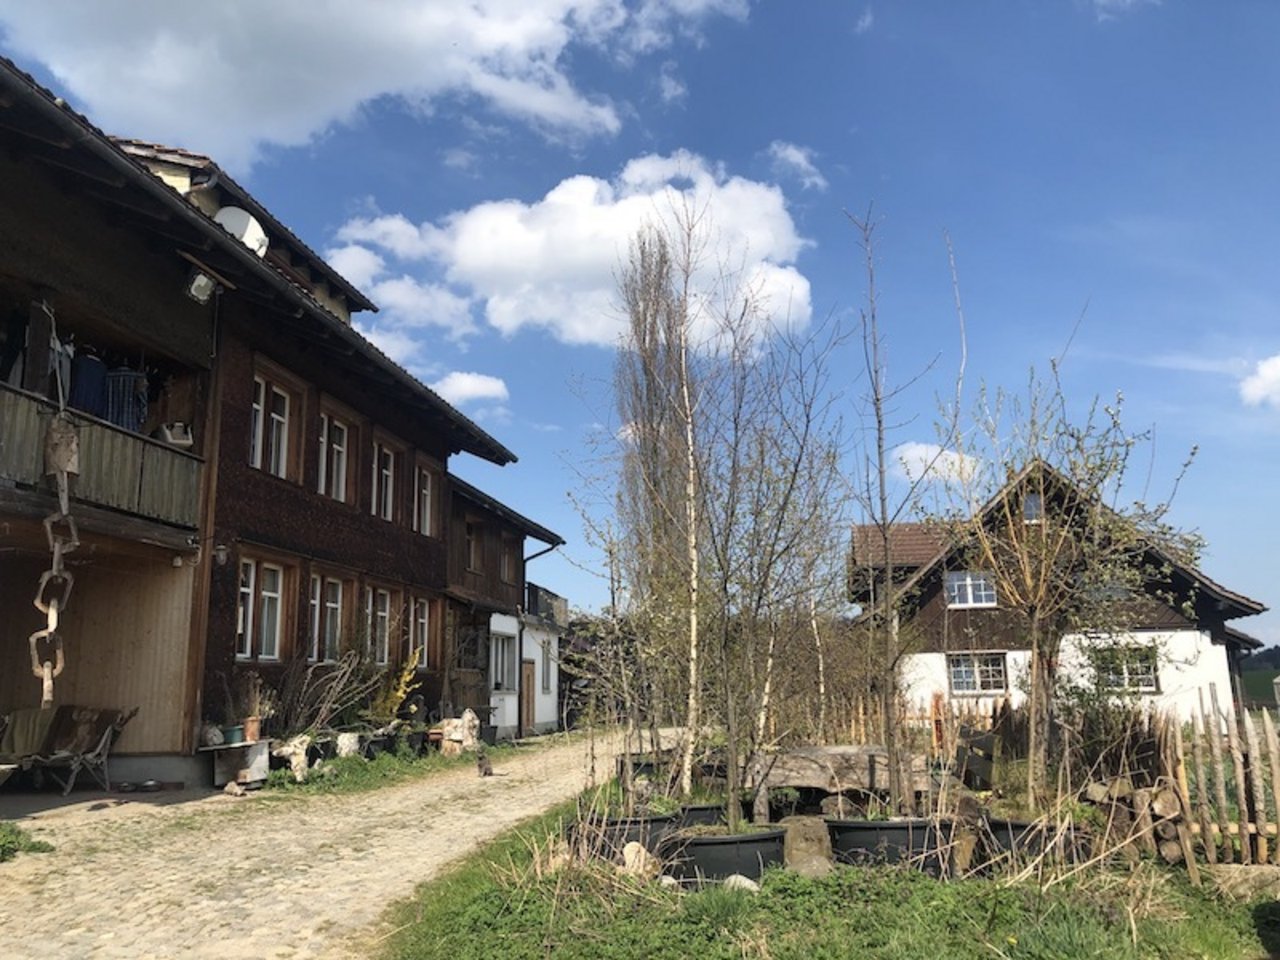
<box><xmin>491</xmin><ymin>633</ymin><xmax>516</xmax><ymax>691</ymax></box>
<box><xmin>309</xmin><ymin>575</ymin><xmax>344</xmax><ymax>662</ymax></box>
<box><xmin>541</xmin><ymin>639</ymin><xmax>553</xmax><ymax>694</ymax></box>
<box><xmin>948</xmin><ymin>652</ymin><xmax>1008</xmax><ymax>695</ymax></box>
<box><xmin>1092</xmin><ymin>644</ymin><xmax>1159</xmax><ymax>693</ymax></box>
<box><xmin>318</xmin><ymin>413</ymin><xmax>349</xmax><ymax>502</ymax></box>
<box><xmin>366</xmin><ymin>587</ymin><xmax>391</xmax><ymax>665</ymax></box>
<box><xmin>945</xmin><ymin>571</ymin><xmax>997</xmax><ymax>608</ymax></box>
<box><xmin>250</xmin><ymin>375</ymin><xmax>291</xmax><ymax>479</ymax></box>
<box><xmin>1023</xmin><ymin>492</ymin><xmax>1043</xmax><ymax>524</ymax></box>
<box><xmin>413</xmin><ymin>466</ymin><xmax>433</xmax><ymax>536</ymax></box>
<box><xmin>371</xmin><ymin>442</ymin><xmax>395</xmax><ymax>521</ymax></box>
<box><xmin>238</xmin><ymin>559</ymin><xmax>282</xmax><ymax>660</ymax></box>
<box><xmin>236</xmin><ymin>560</ymin><xmax>255</xmax><ymax>660</ymax></box>
<box><xmin>412</xmin><ymin>597</ymin><xmax>430</xmax><ymax>668</ymax></box>
<box><xmin>257</xmin><ymin>564</ymin><xmax>282</xmax><ymax>660</ymax></box>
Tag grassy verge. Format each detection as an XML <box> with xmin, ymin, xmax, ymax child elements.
<box><xmin>0</xmin><ymin>820</ymin><xmax>53</xmax><ymax>862</ymax></box>
<box><xmin>261</xmin><ymin>741</ymin><xmax>519</xmax><ymax>797</ymax></box>
<box><xmin>377</xmin><ymin>804</ymin><xmax>1280</xmax><ymax>960</ymax></box>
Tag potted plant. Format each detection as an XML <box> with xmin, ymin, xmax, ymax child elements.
<box><xmin>826</xmin><ymin>814</ymin><xmax>956</xmax><ymax>877</ymax></box>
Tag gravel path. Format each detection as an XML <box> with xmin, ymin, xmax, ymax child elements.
<box><xmin>0</xmin><ymin>734</ymin><xmax>623</xmax><ymax>959</ymax></box>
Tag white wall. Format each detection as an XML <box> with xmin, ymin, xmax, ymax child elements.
<box><xmin>488</xmin><ymin>613</ymin><xmax>519</xmax><ymax>736</ymax></box>
<box><xmin>521</xmin><ymin>618</ymin><xmax>560</xmax><ymax>733</ymax></box>
<box><xmin>901</xmin><ymin>629</ymin><xmax>1234</xmax><ymax>723</ymax></box>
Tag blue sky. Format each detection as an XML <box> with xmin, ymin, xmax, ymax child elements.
<box><xmin>3</xmin><ymin>1</ymin><xmax>1277</xmax><ymax>640</ymax></box>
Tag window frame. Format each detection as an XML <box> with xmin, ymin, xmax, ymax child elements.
<box><xmin>412</xmin><ymin>461</ymin><xmax>437</xmax><ymax>537</ymax></box>
<box><xmin>365</xmin><ymin>585</ymin><xmax>393</xmax><ymax>665</ymax></box>
<box><xmin>465</xmin><ymin>519</ymin><xmax>482</xmax><ymax>572</ymax></box>
<box><xmin>541</xmin><ymin>639</ymin><xmax>553</xmax><ymax>694</ymax></box>
<box><xmin>248</xmin><ymin>360</ymin><xmax>304</xmax><ymax>482</ymax></box>
<box><xmin>236</xmin><ymin>557</ymin><xmax>286</xmax><ymax>662</ymax></box>
<box><xmin>945</xmin><ymin>570</ymin><xmax>998</xmax><ymax>609</ymax></box>
<box><xmin>1091</xmin><ymin>643</ymin><xmax>1160</xmax><ymax>694</ymax></box>
<box><xmin>491</xmin><ymin>633</ymin><xmax>517</xmax><ymax>692</ymax></box>
<box><xmin>947</xmin><ymin>651</ymin><xmax>1008</xmax><ymax>696</ymax></box>
<box><xmin>309</xmin><ymin>574</ymin><xmax>346</xmax><ymax>662</ymax></box>
<box><xmin>371</xmin><ymin>439</ymin><xmax>397</xmax><ymax>522</ymax></box>
<box><xmin>500</xmin><ymin>535</ymin><xmax>519</xmax><ymax>584</ymax></box>
<box><xmin>411</xmin><ymin>596</ymin><xmax>431</xmax><ymax>669</ymax></box>
<box><xmin>318</xmin><ymin>411</ymin><xmax>351</xmax><ymax>503</ymax></box>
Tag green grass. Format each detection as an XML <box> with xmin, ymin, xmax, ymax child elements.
<box><xmin>377</xmin><ymin>803</ymin><xmax>1280</xmax><ymax>960</ymax></box>
<box><xmin>262</xmin><ymin>741</ymin><xmax>517</xmax><ymax>797</ymax></box>
<box><xmin>0</xmin><ymin>820</ymin><xmax>53</xmax><ymax>861</ymax></box>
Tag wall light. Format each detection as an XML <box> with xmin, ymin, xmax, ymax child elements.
<box><xmin>185</xmin><ymin>269</ymin><xmax>218</xmax><ymax>305</ymax></box>
<box><xmin>213</xmin><ymin>544</ymin><xmax>230</xmax><ymax>566</ymax></box>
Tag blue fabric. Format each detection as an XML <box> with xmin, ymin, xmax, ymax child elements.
<box><xmin>105</xmin><ymin>368</ymin><xmax>147</xmax><ymax>433</ymax></box>
<box><xmin>69</xmin><ymin>353</ymin><xmax>108</xmax><ymax>418</ymax></box>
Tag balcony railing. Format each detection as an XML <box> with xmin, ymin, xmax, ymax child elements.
<box><xmin>0</xmin><ymin>383</ymin><xmax>201</xmax><ymax>529</ymax></box>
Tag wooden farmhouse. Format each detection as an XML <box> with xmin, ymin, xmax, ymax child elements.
<box><xmin>0</xmin><ymin>57</ymin><xmax>564</xmax><ymax>784</ymax></box>
<box><xmin>850</xmin><ymin>464</ymin><xmax>1267</xmax><ymax>723</ymax></box>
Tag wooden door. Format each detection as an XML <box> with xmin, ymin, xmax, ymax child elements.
<box><xmin>520</xmin><ymin>659</ymin><xmax>536</xmax><ymax>735</ymax></box>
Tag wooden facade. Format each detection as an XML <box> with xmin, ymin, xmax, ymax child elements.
<box><xmin>1</xmin><ymin>57</ymin><xmax>563</xmax><ymax>765</ymax></box>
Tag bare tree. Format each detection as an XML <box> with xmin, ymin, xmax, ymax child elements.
<box><xmin>944</xmin><ymin>367</ymin><xmax>1199</xmax><ymax>806</ymax></box>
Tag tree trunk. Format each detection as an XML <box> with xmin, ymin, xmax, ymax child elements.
<box><xmin>1026</xmin><ymin>617</ymin><xmax>1053</xmax><ymax>809</ymax></box>
<box><xmin>678</xmin><ymin>322</ymin><xmax>700</xmax><ymax>798</ymax></box>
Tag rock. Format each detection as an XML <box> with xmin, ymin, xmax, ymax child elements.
<box><xmin>336</xmin><ymin>732</ymin><xmax>361</xmax><ymax>758</ymax></box>
<box><xmin>223</xmin><ymin>781</ymin><xmax>246</xmax><ymax>797</ymax></box>
<box><xmin>620</xmin><ymin>841</ymin><xmax>659</xmax><ymax>879</ymax></box>
<box><xmin>722</xmin><ymin>874</ymin><xmax>760</xmax><ymax>894</ymax></box>
<box><xmin>460</xmin><ymin>708</ymin><xmax>480</xmax><ymax>749</ymax></box>
<box><xmin>440</xmin><ymin>739</ymin><xmax>462</xmax><ymax>758</ymax></box>
<box><xmin>781</xmin><ymin>815</ymin><xmax>832</xmax><ymax>868</ymax></box>
<box><xmin>659</xmin><ymin>875</ymin><xmax>681</xmax><ymax>890</ymax></box>
<box><xmin>820</xmin><ymin>794</ymin><xmax>856</xmax><ymax>818</ymax></box>
<box><xmin>1206</xmin><ymin>864</ymin><xmax>1280</xmax><ymax>901</ymax></box>
<box><xmin>789</xmin><ymin>855</ymin><xmax>833</xmax><ymax>879</ymax></box>
<box><xmin>1084</xmin><ymin>781</ymin><xmax>1110</xmax><ymax>804</ymax></box>
<box><xmin>1107</xmin><ymin>776</ymin><xmax>1134</xmax><ymax>800</ymax></box>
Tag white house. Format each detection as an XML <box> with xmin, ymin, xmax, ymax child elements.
<box><xmin>852</xmin><ymin>466</ymin><xmax>1266</xmax><ymax>724</ymax></box>
<box><xmin>487</xmin><ymin>583</ymin><xmax>567</xmax><ymax>739</ymax></box>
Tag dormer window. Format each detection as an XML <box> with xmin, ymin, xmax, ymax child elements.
<box><xmin>946</xmin><ymin>571</ymin><xmax>997</xmax><ymax>609</ymax></box>
<box><xmin>1023</xmin><ymin>492</ymin><xmax>1043</xmax><ymax>524</ymax></box>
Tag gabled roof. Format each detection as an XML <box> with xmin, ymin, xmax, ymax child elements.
<box><xmin>852</xmin><ymin>461</ymin><xmax>1266</xmax><ymax>622</ymax></box>
<box><xmin>450</xmin><ymin>474</ymin><xmax>564</xmax><ymax>548</ymax></box>
<box><xmin>0</xmin><ymin>56</ymin><xmax>515</xmax><ymax>467</ymax></box>
<box><xmin>111</xmin><ymin>138</ymin><xmax>378</xmax><ymax>314</ymax></box>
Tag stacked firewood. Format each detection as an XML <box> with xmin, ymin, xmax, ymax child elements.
<box><xmin>1082</xmin><ymin>775</ymin><xmax>1194</xmax><ymax>865</ymax></box>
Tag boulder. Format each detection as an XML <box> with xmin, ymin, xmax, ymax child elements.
<box><xmin>1205</xmin><ymin>864</ymin><xmax>1280</xmax><ymax>901</ymax></box>
<box><xmin>780</xmin><ymin>815</ymin><xmax>833</xmax><ymax>867</ymax></box>
<box><xmin>336</xmin><ymin>732</ymin><xmax>361</xmax><ymax>758</ymax></box>
<box><xmin>620</xmin><ymin>841</ymin><xmax>660</xmax><ymax>880</ymax></box>
<box><xmin>723</xmin><ymin>874</ymin><xmax>761</xmax><ymax>894</ymax></box>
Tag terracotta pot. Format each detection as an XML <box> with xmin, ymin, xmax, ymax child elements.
<box><xmin>242</xmin><ymin>715</ymin><xmax>261</xmax><ymax>743</ymax></box>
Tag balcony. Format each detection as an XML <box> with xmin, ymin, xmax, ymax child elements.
<box><xmin>0</xmin><ymin>383</ymin><xmax>201</xmax><ymax>530</ymax></box>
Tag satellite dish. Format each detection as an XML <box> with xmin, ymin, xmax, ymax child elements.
<box><xmin>213</xmin><ymin>206</ymin><xmax>269</xmax><ymax>258</ymax></box>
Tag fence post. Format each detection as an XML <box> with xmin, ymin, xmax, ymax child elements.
<box><xmin>1204</xmin><ymin>689</ymin><xmax>1234</xmax><ymax>863</ymax></box>
<box><xmin>1190</xmin><ymin>710</ymin><xmax>1218</xmax><ymax>865</ymax></box>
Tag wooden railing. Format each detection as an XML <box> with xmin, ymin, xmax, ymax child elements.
<box><xmin>0</xmin><ymin>383</ymin><xmax>201</xmax><ymax>528</ymax></box>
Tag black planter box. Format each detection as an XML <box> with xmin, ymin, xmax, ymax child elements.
<box><xmin>572</xmin><ymin>812</ymin><xmax>680</xmax><ymax>862</ymax></box>
<box><xmin>679</xmin><ymin>803</ymin><xmax>727</xmax><ymax>829</ymax></box>
<box><xmin>659</xmin><ymin>828</ymin><xmax>786</xmax><ymax>883</ymax></box>
<box><xmin>981</xmin><ymin>818</ymin><xmax>1091</xmax><ymax>869</ymax></box>
<box><xmin>827</xmin><ymin>818</ymin><xmax>954</xmax><ymax>876</ymax></box>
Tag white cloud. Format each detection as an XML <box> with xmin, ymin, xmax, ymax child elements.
<box><xmin>326</xmin><ymin>244</ymin><xmax>385</xmax><ymax>291</ymax></box>
<box><xmin>658</xmin><ymin>60</ymin><xmax>687</xmax><ymax>103</ymax></box>
<box><xmin>334</xmin><ymin>149</ymin><xmax>813</xmax><ymax>347</ymax></box>
<box><xmin>0</xmin><ymin>1</ymin><xmax>746</xmax><ymax>171</ymax></box>
<box><xmin>1090</xmin><ymin>0</ymin><xmax>1160</xmax><ymax>21</ymax></box>
<box><xmin>892</xmin><ymin>442</ymin><xmax>979</xmax><ymax>484</ymax></box>
<box><xmin>767</xmin><ymin>141</ymin><xmax>828</xmax><ymax>191</ymax></box>
<box><xmin>1241</xmin><ymin>355</ymin><xmax>1280</xmax><ymax>408</ymax></box>
<box><xmin>442</xmin><ymin>148</ymin><xmax>479</xmax><ymax>172</ymax></box>
<box><xmin>855</xmin><ymin>7</ymin><xmax>875</xmax><ymax>35</ymax></box>
<box><xmin>432</xmin><ymin>371</ymin><xmax>511</xmax><ymax>406</ymax></box>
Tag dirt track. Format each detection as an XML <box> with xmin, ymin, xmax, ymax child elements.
<box><xmin>0</xmin><ymin>734</ymin><xmax>621</xmax><ymax>959</ymax></box>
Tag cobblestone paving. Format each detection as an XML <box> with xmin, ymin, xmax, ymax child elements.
<box><xmin>0</xmin><ymin>735</ymin><xmax>620</xmax><ymax>959</ymax></box>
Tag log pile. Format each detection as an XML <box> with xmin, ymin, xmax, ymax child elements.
<box><xmin>1081</xmin><ymin>775</ymin><xmax>1194</xmax><ymax>867</ymax></box>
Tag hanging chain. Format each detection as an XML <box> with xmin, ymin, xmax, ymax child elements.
<box><xmin>29</xmin><ymin>303</ymin><xmax>79</xmax><ymax>708</ymax></box>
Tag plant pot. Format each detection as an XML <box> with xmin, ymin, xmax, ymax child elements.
<box><xmin>480</xmin><ymin>724</ymin><xmax>497</xmax><ymax>747</ymax></box>
<box><xmin>308</xmin><ymin>737</ymin><xmax>337</xmax><ymax>764</ymax></box>
<box><xmin>981</xmin><ymin>818</ymin><xmax>1091</xmax><ymax>870</ymax></box>
<box><xmin>363</xmin><ymin>734</ymin><xmax>393</xmax><ymax>759</ymax></box>
<box><xmin>572</xmin><ymin>812</ymin><xmax>680</xmax><ymax>863</ymax></box>
<box><xmin>616</xmin><ymin>754</ymin><xmax>668</xmax><ymax>782</ymax></box>
<box><xmin>220</xmin><ymin>724</ymin><xmax>245</xmax><ymax>746</ymax></box>
<box><xmin>659</xmin><ymin>828</ymin><xmax>786</xmax><ymax>883</ymax></box>
<box><xmin>827</xmin><ymin>818</ymin><xmax>954</xmax><ymax>877</ymax></box>
<box><xmin>679</xmin><ymin>803</ymin><xmax>727</xmax><ymax>829</ymax></box>
<box><xmin>242</xmin><ymin>715</ymin><xmax>261</xmax><ymax>743</ymax></box>
<box><xmin>405</xmin><ymin>730</ymin><xmax>427</xmax><ymax>756</ymax></box>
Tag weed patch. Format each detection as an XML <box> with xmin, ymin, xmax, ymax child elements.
<box><xmin>0</xmin><ymin>821</ymin><xmax>53</xmax><ymax>862</ymax></box>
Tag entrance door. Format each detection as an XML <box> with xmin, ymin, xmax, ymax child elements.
<box><xmin>520</xmin><ymin>659</ymin><xmax>536</xmax><ymax>735</ymax></box>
